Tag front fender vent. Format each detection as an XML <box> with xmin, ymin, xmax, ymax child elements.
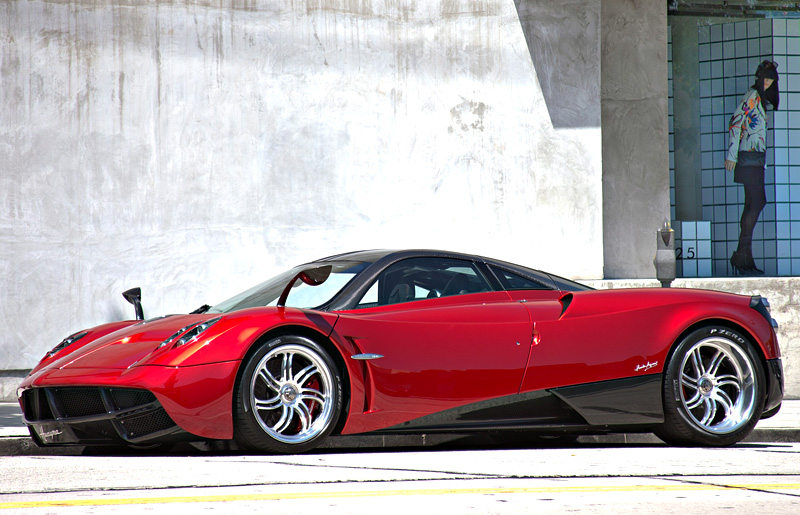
<box><xmin>559</xmin><ymin>293</ymin><xmax>574</xmax><ymax>318</ymax></box>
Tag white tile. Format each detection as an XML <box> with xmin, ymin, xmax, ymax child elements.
<box><xmin>701</xmin><ymin>148</ymin><xmax>713</xmax><ymax>168</ymax></box>
<box><xmin>713</xmin><ymin>132</ymin><xmax>726</xmax><ymax>151</ymax></box>
<box><xmin>682</xmin><ymin>222</ymin><xmax>697</xmax><ymax>240</ymax></box>
<box><xmin>774</xmin><ymin>37</ymin><xmax>787</xmax><ymax>55</ymax></box>
<box><xmin>788</xmin><ymin>19</ymin><xmax>800</xmax><ymax>37</ymax></box>
<box><xmin>735</xmin><ymin>76</ymin><xmax>749</xmax><ymax>95</ymax></box>
<box><xmin>788</xmin><ymin>37</ymin><xmax>800</xmax><ymax>55</ymax></box>
<box><xmin>699</xmin><ymin>43</ymin><xmax>711</xmax><ymax>61</ymax></box>
<box><xmin>711</xmin><ymin>24</ymin><xmax>724</xmax><ymax>42</ymax></box>
<box><xmin>724</xmin><ymin>40</ymin><xmax>736</xmax><ymax>58</ymax></box>
<box><xmin>712</xmin><ymin>78</ymin><xmax>724</xmax><ymax>96</ymax></box>
<box><xmin>775</xmin><ymin>147</ymin><xmax>790</xmax><ymax>166</ymax></box>
<box><xmin>777</xmin><ymin>202</ymin><xmax>791</xmax><ymax>221</ymax></box>
<box><xmin>734</xmin><ymin>21</ymin><xmax>747</xmax><ymax>39</ymax></box>
<box><xmin>699</xmin><ymin>240</ymin><xmax>712</xmax><ymax>259</ymax></box>
<box><xmin>700</xmin><ymin>79</ymin><xmax>712</xmax><ymax>98</ymax></box>
<box><xmin>790</xmin><ymin>166</ymin><xmax>800</xmax><ymax>183</ymax></box>
<box><xmin>774</xmin><ymin>110</ymin><xmax>788</xmax><ymax>129</ymax></box>
<box><xmin>774</xmin><ymin>19</ymin><xmax>787</xmax><ymax>37</ymax></box>
<box><xmin>711</xmin><ymin>60</ymin><xmax>724</xmax><ymax>79</ymax></box>
<box><xmin>787</xmin><ymin>74</ymin><xmax>800</xmax><ymax>93</ymax></box>
<box><xmin>775</xmin><ymin>129</ymin><xmax>789</xmax><ymax>147</ymax></box>
<box><xmin>723</xmin><ymin>59</ymin><xmax>736</xmax><ymax>77</ymax></box>
<box><xmin>698</xmin><ymin>259</ymin><xmax>712</xmax><ymax>277</ymax></box>
<box><xmin>723</xmin><ymin>22</ymin><xmax>735</xmax><ymax>41</ymax></box>
<box><xmin>748</xmin><ymin>20</ymin><xmax>761</xmax><ymax>38</ymax></box>
<box><xmin>775</xmin><ymin>166</ymin><xmax>789</xmax><ymax>184</ymax></box>
<box><xmin>760</xmin><ymin>37</ymin><xmax>772</xmax><ymax>55</ymax></box>
<box><xmin>748</xmin><ymin>38</ymin><xmax>760</xmax><ymax>56</ymax></box>
<box><xmin>726</xmin><ymin>204</ymin><xmax>740</xmax><ymax>222</ymax></box>
<box><xmin>727</xmin><ymin>222</ymin><xmax>740</xmax><ymax>240</ymax></box>
<box><xmin>702</xmin><ymin>187</ymin><xmax>714</xmax><ymax>204</ymax></box>
<box><xmin>712</xmin><ymin>42</ymin><xmax>724</xmax><ymax>60</ymax></box>
<box><xmin>788</xmin><ymin>55</ymin><xmax>800</xmax><ymax>73</ymax></box>
<box><xmin>791</xmin><ymin>202</ymin><xmax>800</xmax><ymax>221</ymax></box>
<box><xmin>698</xmin><ymin>221</ymin><xmax>712</xmax><ymax>239</ymax></box>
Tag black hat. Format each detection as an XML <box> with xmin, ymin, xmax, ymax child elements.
<box><xmin>756</xmin><ymin>60</ymin><xmax>779</xmax><ymax>81</ymax></box>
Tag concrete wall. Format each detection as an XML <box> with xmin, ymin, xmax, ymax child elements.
<box><xmin>601</xmin><ymin>0</ymin><xmax>671</xmax><ymax>278</ymax></box>
<box><xmin>1</xmin><ymin>0</ymin><xmax>603</xmax><ymax>375</ymax></box>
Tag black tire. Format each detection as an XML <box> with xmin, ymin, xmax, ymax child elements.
<box><xmin>234</xmin><ymin>335</ymin><xmax>343</xmax><ymax>454</ymax></box>
<box><xmin>655</xmin><ymin>326</ymin><xmax>765</xmax><ymax>446</ymax></box>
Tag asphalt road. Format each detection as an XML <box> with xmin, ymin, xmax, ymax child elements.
<box><xmin>2</xmin><ymin>401</ymin><xmax>799</xmax><ymax>513</ymax></box>
<box><xmin>0</xmin><ymin>442</ymin><xmax>799</xmax><ymax>514</ymax></box>
<box><xmin>0</xmin><ymin>403</ymin><xmax>21</xmax><ymax>425</ymax></box>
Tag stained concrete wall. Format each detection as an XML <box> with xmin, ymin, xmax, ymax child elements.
<box><xmin>1</xmin><ymin>0</ymin><xmax>603</xmax><ymax>375</ymax></box>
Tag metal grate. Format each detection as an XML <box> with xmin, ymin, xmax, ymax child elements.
<box><xmin>52</xmin><ymin>388</ymin><xmax>106</xmax><ymax>418</ymax></box>
<box><xmin>119</xmin><ymin>408</ymin><xmax>176</xmax><ymax>438</ymax></box>
<box><xmin>111</xmin><ymin>389</ymin><xmax>155</xmax><ymax>410</ymax></box>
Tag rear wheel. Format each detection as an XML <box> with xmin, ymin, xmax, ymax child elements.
<box><xmin>655</xmin><ymin>326</ymin><xmax>765</xmax><ymax>446</ymax></box>
<box><xmin>234</xmin><ymin>335</ymin><xmax>343</xmax><ymax>453</ymax></box>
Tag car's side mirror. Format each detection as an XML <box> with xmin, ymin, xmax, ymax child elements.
<box><xmin>277</xmin><ymin>266</ymin><xmax>332</xmax><ymax>308</ymax></box>
<box><xmin>122</xmin><ymin>287</ymin><xmax>144</xmax><ymax>320</ymax></box>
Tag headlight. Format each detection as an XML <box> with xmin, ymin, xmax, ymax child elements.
<box><xmin>159</xmin><ymin>317</ymin><xmax>221</xmax><ymax>349</ymax></box>
<box><xmin>47</xmin><ymin>331</ymin><xmax>88</xmax><ymax>357</ymax></box>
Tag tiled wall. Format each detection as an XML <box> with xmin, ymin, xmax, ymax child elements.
<box><xmin>770</xmin><ymin>20</ymin><xmax>800</xmax><ymax>276</ymax></box>
<box><xmin>673</xmin><ymin>18</ymin><xmax>799</xmax><ymax>277</ymax></box>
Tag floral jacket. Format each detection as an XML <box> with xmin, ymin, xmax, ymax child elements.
<box><xmin>727</xmin><ymin>89</ymin><xmax>767</xmax><ymax>163</ymax></box>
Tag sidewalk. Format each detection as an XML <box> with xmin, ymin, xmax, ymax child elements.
<box><xmin>1</xmin><ymin>401</ymin><xmax>798</xmax><ymax>455</ymax></box>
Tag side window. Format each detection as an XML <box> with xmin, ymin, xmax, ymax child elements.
<box><xmin>492</xmin><ymin>267</ymin><xmax>550</xmax><ymax>291</ymax></box>
<box><xmin>355</xmin><ymin>257</ymin><xmax>492</xmax><ymax>308</ymax></box>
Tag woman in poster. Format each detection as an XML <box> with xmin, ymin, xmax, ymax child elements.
<box><xmin>725</xmin><ymin>60</ymin><xmax>780</xmax><ymax>275</ymax></box>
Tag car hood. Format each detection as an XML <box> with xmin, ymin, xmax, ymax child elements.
<box><xmin>36</xmin><ymin>314</ymin><xmax>212</xmax><ymax>372</ymax></box>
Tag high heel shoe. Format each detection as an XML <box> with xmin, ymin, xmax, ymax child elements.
<box><xmin>731</xmin><ymin>250</ymin><xmax>765</xmax><ymax>276</ymax></box>
<box><xmin>743</xmin><ymin>248</ymin><xmax>765</xmax><ymax>275</ymax></box>
<box><xmin>730</xmin><ymin>251</ymin><xmax>753</xmax><ymax>276</ymax></box>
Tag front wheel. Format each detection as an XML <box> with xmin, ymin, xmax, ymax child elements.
<box><xmin>234</xmin><ymin>335</ymin><xmax>343</xmax><ymax>454</ymax></box>
<box><xmin>655</xmin><ymin>326</ymin><xmax>765</xmax><ymax>446</ymax></box>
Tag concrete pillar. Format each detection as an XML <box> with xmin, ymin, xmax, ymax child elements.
<box><xmin>601</xmin><ymin>0</ymin><xmax>671</xmax><ymax>279</ymax></box>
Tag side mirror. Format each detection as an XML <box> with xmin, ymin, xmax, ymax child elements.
<box><xmin>277</xmin><ymin>266</ymin><xmax>332</xmax><ymax>308</ymax></box>
<box><xmin>298</xmin><ymin>266</ymin><xmax>332</xmax><ymax>286</ymax></box>
<box><xmin>122</xmin><ymin>287</ymin><xmax>144</xmax><ymax>320</ymax></box>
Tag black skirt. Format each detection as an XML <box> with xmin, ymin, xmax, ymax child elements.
<box><xmin>734</xmin><ymin>150</ymin><xmax>766</xmax><ymax>186</ymax></box>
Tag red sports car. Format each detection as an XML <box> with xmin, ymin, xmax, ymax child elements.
<box><xmin>18</xmin><ymin>249</ymin><xmax>783</xmax><ymax>452</ymax></box>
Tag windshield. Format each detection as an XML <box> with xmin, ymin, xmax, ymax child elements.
<box><xmin>207</xmin><ymin>261</ymin><xmax>369</xmax><ymax>314</ymax></box>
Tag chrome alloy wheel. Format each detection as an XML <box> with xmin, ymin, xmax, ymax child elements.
<box><xmin>249</xmin><ymin>344</ymin><xmax>335</xmax><ymax>444</ymax></box>
<box><xmin>678</xmin><ymin>337</ymin><xmax>757</xmax><ymax>434</ymax></box>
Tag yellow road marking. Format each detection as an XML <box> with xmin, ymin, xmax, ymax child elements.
<box><xmin>2</xmin><ymin>483</ymin><xmax>799</xmax><ymax>510</ymax></box>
